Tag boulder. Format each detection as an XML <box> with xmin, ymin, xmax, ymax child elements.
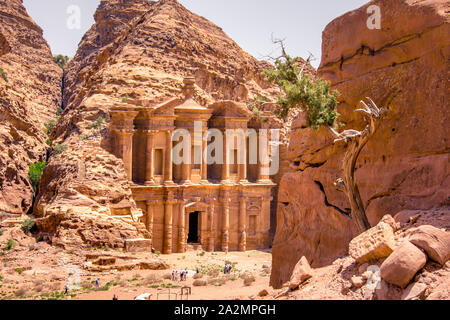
<box><xmin>380</xmin><ymin>241</ymin><xmax>427</xmax><ymax>288</ymax></box>
<box><xmin>258</xmin><ymin>289</ymin><xmax>269</xmax><ymax>297</ymax></box>
<box><xmin>351</xmin><ymin>276</ymin><xmax>365</xmax><ymax>288</ymax></box>
<box><xmin>193</xmin><ymin>280</ymin><xmax>207</xmax><ymax>287</ymax></box>
<box><xmin>408</xmin><ymin>225</ymin><xmax>450</xmax><ymax>265</ymax></box>
<box><xmin>401</xmin><ymin>282</ymin><xmax>428</xmax><ymax>300</ymax></box>
<box><xmin>349</xmin><ymin>218</ymin><xmax>396</xmax><ymax>264</ymax></box>
<box><xmin>289</xmin><ymin>256</ymin><xmax>313</xmax><ymax>290</ymax></box>
<box><xmin>124</xmin><ymin>239</ymin><xmax>152</xmax><ymax>253</ymax></box>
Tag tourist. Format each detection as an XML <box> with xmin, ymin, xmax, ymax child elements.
<box><xmin>65</xmin><ymin>284</ymin><xmax>69</xmax><ymax>294</ymax></box>
<box><xmin>95</xmin><ymin>278</ymin><xmax>100</xmax><ymax>288</ymax></box>
<box><xmin>224</xmin><ymin>264</ymin><xmax>228</xmax><ymax>274</ymax></box>
<box><xmin>196</xmin><ymin>267</ymin><xmax>199</xmax><ymax>274</ymax></box>
<box><xmin>228</xmin><ymin>264</ymin><xmax>232</xmax><ymax>274</ymax></box>
<box><xmin>113</xmin><ymin>294</ymin><xmax>118</xmax><ymax>300</ymax></box>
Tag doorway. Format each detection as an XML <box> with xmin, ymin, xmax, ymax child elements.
<box><xmin>188</xmin><ymin>211</ymin><xmax>200</xmax><ymax>243</ymax></box>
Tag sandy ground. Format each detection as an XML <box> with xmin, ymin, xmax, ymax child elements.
<box><xmin>0</xmin><ymin>236</ymin><xmax>272</xmax><ymax>301</ymax></box>
<box><xmin>74</xmin><ymin>250</ymin><xmax>272</xmax><ymax>300</ymax></box>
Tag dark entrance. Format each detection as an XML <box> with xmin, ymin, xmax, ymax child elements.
<box><xmin>188</xmin><ymin>211</ymin><xmax>199</xmax><ymax>243</ymax></box>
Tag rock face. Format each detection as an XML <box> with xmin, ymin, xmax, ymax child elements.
<box><xmin>380</xmin><ymin>241</ymin><xmax>427</xmax><ymax>288</ymax></box>
<box><xmin>35</xmin><ymin>0</ymin><xmax>281</xmax><ymax>249</ymax></box>
<box><xmin>0</xmin><ymin>0</ymin><xmax>62</xmax><ymax>217</ymax></box>
<box><xmin>409</xmin><ymin>225</ymin><xmax>450</xmax><ymax>265</ymax></box>
<box><xmin>271</xmin><ymin>0</ymin><xmax>449</xmax><ymax>288</ymax></box>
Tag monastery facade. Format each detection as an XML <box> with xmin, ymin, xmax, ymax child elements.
<box><xmin>109</xmin><ymin>78</ymin><xmax>275</xmax><ymax>254</ymax></box>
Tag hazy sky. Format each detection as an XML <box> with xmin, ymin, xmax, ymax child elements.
<box><xmin>23</xmin><ymin>0</ymin><xmax>368</xmax><ymax>68</ymax></box>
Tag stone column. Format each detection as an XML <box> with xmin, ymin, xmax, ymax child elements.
<box><xmin>260</xmin><ymin>195</ymin><xmax>273</xmax><ymax>248</ymax></box>
<box><xmin>221</xmin><ymin>197</ymin><xmax>231</xmax><ymax>252</ymax></box>
<box><xmin>116</xmin><ymin>129</ymin><xmax>134</xmax><ymax>181</ymax></box>
<box><xmin>164</xmin><ymin>130</ymin><xmax>174</xmax><ymax>185</ymax></box>
<box><xmin>201</xmin><ymin>134</ymin><xmax>208</xmax><ymax>183</ymax></box>
<box><xmin>178</xmin><ymin>200</ymin><xmax>187</xmax><ymax>253</ymax></box>
<box><xmin>181</xmin><ymin>132</ymin><xmax>191</xmax><ymax>185</ymax></box>
<box><xmin>208</xmin><ymin>199</ymin><xmax>216</xmax><ymax>252</ymax></box>
<box><xmin>163</xmin><ymin>198</ymin><xmax>176</xmax><ymax>254</ymax></box>
<box><xmin>145</xmin><ymin>130</ymin><xmax>157</xmax><ymax>185</ymax></box>
<box><xmin>221</xmin><ymin>131</ymin><xmax>230</xmax><ymax>182</ymax></box>
<box><xmin>239</xmin><ymin>197</ymin><xmax>247</xmax><ymax>252</ymax></box>
<box><xmin>257</xmin><ymin>131</ymin><xmax>271</xmax><ymax>183</ymax></box>
<box><xmin>239</xmin><ymin>135</ymin><xmax>248</xmax><ymax>183</ymax></box>
<box><xmin>145</xmin><ymin>200</ymin><xmax>154</xmax><ymax>236</ymax></box>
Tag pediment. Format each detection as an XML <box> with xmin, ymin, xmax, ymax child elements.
<box><xmin>209</xmin><ymin>100</ymin><xmax>252</xmax><ymax>119</ymax></box>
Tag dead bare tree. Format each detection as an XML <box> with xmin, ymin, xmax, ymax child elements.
<box><xmin>329</xmin><ymin>98</ymin><xmax>385</xmax><ymax>233</ymax></box>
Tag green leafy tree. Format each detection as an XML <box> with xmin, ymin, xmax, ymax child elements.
<box><xmin>28</xmin><ymin>161</ymin><xmax>47</xmax><ymax>192</ymax></box>
<box><xmin>261</xmin><ymin>40</ymin><xmax>340</xmax><ymax>129</ymax></box>
<box><xmin>53</xmin><ymin>55</ymin><xmax>69</xmax><ymax>70</ymax></box>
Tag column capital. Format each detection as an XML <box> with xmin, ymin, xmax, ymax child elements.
<box><xmin>114</xmin><ymin>128</ymin><xmax>134</xmax><ymax>136</ymax></box>
<box><xmin>239</xmin><ymin>197</ymin><xmax>247</xmax><ymax>203</ymax></box>
<box><xmin>143</xmin><ymin>129</ymin><xmax>159</xmax><ymax>135</ymax></box>
<box><xmin>165</xmin><ymin>199</ymin><xmax>178</xmax><ymax>205</ymax></box>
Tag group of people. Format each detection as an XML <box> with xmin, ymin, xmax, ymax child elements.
<box><xmin>172</xmin><ymin>269</ymin><xmax>188</xmax><ymax>281</ymax></box>
<box><xmin>224</xmin><ymin>263</ymin><xmax>233</xmax><ymax>274</ymax></box>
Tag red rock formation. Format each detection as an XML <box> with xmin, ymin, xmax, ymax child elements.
<box><xmin>35</xmin><ymin>0</ymin><xmax>283</xmax><ymax>248</ymax></box>
<box><xmin>271</xmin><ymin>0</ymin><xmax>449</xmax><ymax>288</ymax></box>
<box><xmin>0</xmin><ymin>0</ymin><xmax>62</xmax><ymax>217</ymax></box>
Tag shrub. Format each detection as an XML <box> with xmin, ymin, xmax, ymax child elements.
<box><xmin>28</xmin><ymin>161</ymin><xmax>46</xmax><ymax>192</ymax></box>
<box><xmin>243</xmin><ymin>276</ymin><xmax>255</xmax><ymax>286</ymax></box>
<box><xmin>0</xmin><ymin>68</ymin><xmax>7</xmax><ymax>82</ymax></box>
<box><xmin>80</xmin><ymin>134</ymin><xmax>90</xmax><ymax>140</ymax></box>
<box><xmin>44</xmin><ymin>120</ymin><xmax>57</xmax><ymax>136</ymax></box>
<box><xmin>121</xmin><ymin>94</ymin><xmax>129</xmax><ymax>103</ymax></box>
<box><xmin>6</xmin><ymin>239</ymin><xmax>15</xmax><ymax>250</ymax></box>
<box><xmin>52</xmin><ymin>144</ymin><xmax>67</xmax><ymax>156</ymax></box>
<box><xmin>56</xmin><ymin>107</ymin><xmax>63</xmax><ymax>116</ymax></box>
<box><xmin>21</xmin><ymin>219</ymin><xmax>35</xmax><ymax>234</ymax></box>
<box><xmin>261</xmin><ymin>48</ymin><xmax>340</xmax><ymax>129</ymax></box>
<box><xmin>89</xmin><ymin>116</ymin><xmax>105</xmax><ymax>129</ymax></box>
<box><xmin>53</xmin><ymin>55</ymin><xmax>69</xmax><ymax>70</ymax></box>
<box><xmin>0</xmin><ymin>229</ymin><xmax>3</xmax><ymax>236</ymax></box>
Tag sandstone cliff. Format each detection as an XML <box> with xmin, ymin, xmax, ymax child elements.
<box><xmin>271</xmin><ymin>0</ymin><xmax>449</xmax><ymax>288</ymax></box>
<box><xmin>35</xmin><ymin>0</ymin><xmax>284</xmax><ymax>249</ymax></box>
<box><xmin>0</xmin><ymin>0</ymin><xmax>62</xmax><ymax>217</ymax></box>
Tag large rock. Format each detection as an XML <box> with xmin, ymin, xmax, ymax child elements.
<box><xmin>401</xmin><ymin>282</ymin><xmax>428</xmax><ymax>300</ymax></box>
<box><xmin>0</xmin><ymin>0</ymin><xmax>62</xmax><ymax>216</ymax></box>
<box><xmin>271</xmin><ymin>0</ymin><xmax>449</xmax><ymax>287</ymax></box>
<box><xmin>35</xmin><ymin>0</ymin><xmax>285</xmax><ymax>249</ymax></box>
<box><xmin>289</xmin><ymin>256</ymin><xmax>313</xmax><ymax>290</ymax></box>
<box><xmin>380</xmin><ymin>241</ymin><xmax>427</xmax><ymax>288</ymax></box>
<box><xmin>349</xmin><ymin>216</ymin><xmax>396</xmax><ymax>264</ymax></box>
<box><xmin>408</xmin><ymin>225</ymin><xmax>450</xmax><ymax>265</ymax></box>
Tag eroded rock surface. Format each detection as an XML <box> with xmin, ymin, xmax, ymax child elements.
<box><xmin>271</xmin><ymin>0</ymin><xmax>449</xmax><ymax>288</ymax></box>
<box><xmin>0</xmin><ymin>0</ymin><xmax>62</xmax><ymax>216</ymax></box>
